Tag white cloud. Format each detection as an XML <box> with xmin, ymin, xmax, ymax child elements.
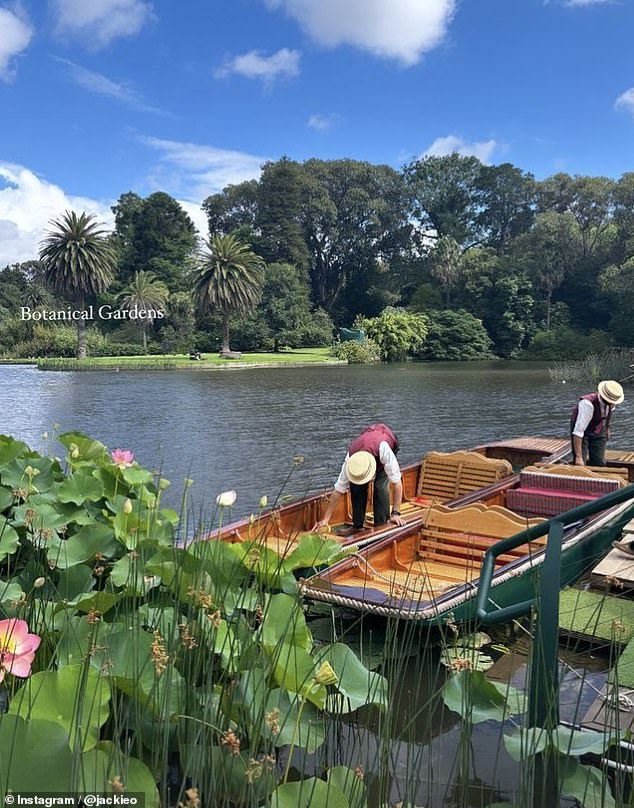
<box><xmin>139</xmin><ymin>135</ymin><xmax>268</xmax><ymax>201</ymax></box>
<box><xmin>307</xmin><ymin>113</ymin><xmax>339</xmax><ymax>132</ymax></box>
<box><xmin>52</xmin><ymin>0</ymin><xmax>154</xmax><ymax>48</ymax></box>
<box><xmin>215</xmin><ymin>48</ymin><xmax>300</xmax><ymax>82</ymax></box>
<box><xmin>55</xmin><ymin>57</ymin><xmax>162</xmax><ymax>112</ymax></box>
<box><xmin>615</xmin><ymin>87</ymin><xmax>634</xmax><ymax>119</ymax></box>
<box><xmin>564</xmin><ymin>0</ymin><xmax>611</xmax><ymax>6</ymax></box>
<box><xmin>264</xmin><ymin>0</ymin><xmax>455</xmax><ymax>65</ymax></box>
<box><xmin>0</xmin><ymin>8</ymin><xmax>33</xmax><ymax>81</ymax></box>
<box><xmin>423</xmin><ymin>134</ymin><xmax>498</xmax><ymax>163</ymax></box>
<box><xmin>0</xmin><ymin>162</ymin><xmax>114</xmax><ymax>265</ymax></box>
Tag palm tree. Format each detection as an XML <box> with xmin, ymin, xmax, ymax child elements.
<box><xmin>190</xmin><ymin>233</ymin><xmax>265</xmax><ymax>354</ymax></box>
<box><xmin>39</xmin><ymin>211</ymin><xmax>117</xmax><ymax>359</ymax></box>
<box><xmin>117</xmin><ymin>271</ymin><xmax>169</xmax><ymax>353</ymax></box>
<box><xmin>429</xmin><ymin>235</ymin><xmax>463</xmax><ymax>308</ymax></box>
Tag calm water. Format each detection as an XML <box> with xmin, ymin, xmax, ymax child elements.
<box><xmin>1</xmin><ymin>360</ymin><xmax>629</xmax><ymax>806</ymax></box>
<box><xmin>2</xmin><ymin>361</ymin><xmax>633</xmax><ymax>516</ymax></box>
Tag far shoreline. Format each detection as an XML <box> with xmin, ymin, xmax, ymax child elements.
<box><xmin>0</xmin><ymin>347</ymin><xmax>347</xmax><ymax>372</ymax></box>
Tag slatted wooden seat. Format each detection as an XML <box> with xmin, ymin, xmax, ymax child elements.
<box><xmin>523</xmin><ymin>464</ymin><xmax>628</xmax><ymax>486</ymax></box>
<box><xmin>414</xmin><ymin>451</ymin><xmax>513</xmax><ymax>502</ymax></box>
<box><xmin>417</xmin><ymin>503</ymin><xmax>545</xmax><ymax>569</ymax></box>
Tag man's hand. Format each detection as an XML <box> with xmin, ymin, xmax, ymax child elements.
<box><xmin>574</xmin><ymin>457</ymin><xmax>585</xmax><ymax>466</ymax></box>
<box><xmin>311</xmin><ymin>519</ymin><xmax>329</xmax><ymax>532</ymax></box>
<box><xmin>389</xmin><ymin>513</ymin><xmax>405</xmax><ymax>526</ymax></box>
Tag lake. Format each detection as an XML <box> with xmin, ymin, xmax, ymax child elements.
<box><xmin>2</xmin><ymin>360</ymin><xmax>633</xmax><ymax>518</ymax></box>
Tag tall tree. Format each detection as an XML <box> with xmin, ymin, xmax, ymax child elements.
<box><xmin>112</xmin><ymin>192</ymin><xmax>198</xmax><ymax>290</ymax></box>
<box><xmin>428</xmin><ymin>235</ymin><xmax>463</xmax><ymax>307</ymax></box>
<box><xmin>403</xmin><ymin>153</ymin><xmax>484</xmax><ymax>246</ymax></box>
<box><xmin>190</xmin><ymin>233</ymin><xmax>265</xmax><ymax>354</ymax></box>
<box><xmin>39</xmin><ymin>211</ymin><xmax>116</xmax><ymax>359</ymax></box>
<box><xmin>117</xmin><ymin>270</ymin><xmax>169</xmax><ymax>353</ymax></box>
<box><xmin>255</xmin><ymin>158</ymin><xmax>311</xmax><ymax>273</ymax></box>
<box><xmin>475</xmin><ymin>163</ymin><xmax>536</xmax><ymax>249</ymax></box>
<box><xmin>513</xmin><ymin>211</ymin><xmax>579</xmax><ymax>330</ymax></box>
<box><xmin>202</xmin><ymin>180</ymin><xmax>259</xmax><ymax>238</ymax></box>
<box><xmin>300</xmin><ymin>159</ymin><xmax>409</xmax><ymax>321</ymax></box>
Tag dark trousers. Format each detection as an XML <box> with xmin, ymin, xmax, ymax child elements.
<box><xmin>350</xmin><ymin>467</ymin><xmax>389</xmax><ymax>529</ymax></box>
<box><xmin>571</xmin><ymin>434</ymin><xmax>607</xmax><ymax>466</ymax></box>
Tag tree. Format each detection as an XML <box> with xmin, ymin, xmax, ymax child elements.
<box><xmin>190</xmin><ymin>233</ymin><xmax>265</xmax><ymax>354</ymax></box>
<box><xmin>513</xmin><ymin>212</ymin><xmax>579</xmax><ymax>331</ymax></box>
<box><xmin>255</xmin><ymin>159</ymin><xmax>311</xmax><ymax>273</ymax></box>
<box><xmin>39</xmin><ymin>211</ymin><xmax>116</xmax><ymax>359</ymax></box>
<box><xmin>428</xmin><ymin>235</ymin><xmax>463</xmax><ymax>307</ymax></box>
<box><xmin>403</xmin><ymin>153</ymin><xmax>483</xmax><ymax>246</ymax></box>
<box><xmin>112</xmin><ymin>191</ymin><xmax>198</xmax><ymax>290</ymax></box>
<box><xmin>255</xmin><ymin>262</ymin><xmax>318</xmax><ymax>351</ymax></box>
<box><xmin>202</xmin><ymin>180</ymin><xmax>259</xmax><ymax>238</ymax></box>
<box><xmin>117</xmin><ymin>271</ymin><xmax>169</xmax><ymax>353</ymax></box>
<box><xmin>300</xmin><ymin>159</ymin><xmax>410</xmax><ymax>320</ymax></box>
<box><xmin>475</xmin><ymin>163</ymin><xmax>536</xmax><ymax>249</ymax></box>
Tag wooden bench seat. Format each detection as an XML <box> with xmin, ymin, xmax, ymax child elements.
<box><xmin>417</xmin><ymin>503</ymin><xmax>545</xmax><ymax>570</ymax></box>
<box><xmin>415</xmin><ymin>450</ymin><xmax>513</xmax><ymax>501</ymax></box>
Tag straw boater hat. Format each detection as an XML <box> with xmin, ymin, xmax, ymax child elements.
<box><xmin>598</xmin><ymin>380</ymin><xmax>624</xmax><ymax>405</ymax></box>
<box><xmin>345</xmin><ymin>451</ymin><xmax>377</xmax><ymax>485</ymax></box>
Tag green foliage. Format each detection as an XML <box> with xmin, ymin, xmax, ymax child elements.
<box><xmin>420</xmin><ymin>309</ymin><xmax>494</xmax><ymax>360</ymax></box>
<box><xmin>111</xmin><ymin>191</ymin><xmax>197</xmax><ymax>291</ymax></box>
<box><xmin>331</xmin><ymin>338</ymin><xmax>380</xmax><ymax>364</ymax></box>
<box><xmin>39</xmin><ymin>211</ymin><xmax>117</xmax><ymax>359</ymax></box>
<box><xmin>523</xmin><ymin>326</ymin><xmax>612</xmax><ymax>360</ymax></box>
<box><xmin>191</xmin><ymin>232</ymin><xmax>265</xmax><ymax>353</ymax></box>
<box><xmin>0</xmin><ymin>432</ymin><xmax>387</xmax><ymax>802</ymax></box>
<box><xmin>356</xmin><ymin>307</ymin><xmax>428</xmax><ymax>361</ymax></box>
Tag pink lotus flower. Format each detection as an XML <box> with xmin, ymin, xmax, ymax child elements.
<box><xmin>111</xmin><ymin>449</ymin><xmax>135</xmax><ymax>469</ymax></box>
<box><xmin>0</xmin><ymin>619</ymin><xmax>41</xmax><ymax>682</ymax></box>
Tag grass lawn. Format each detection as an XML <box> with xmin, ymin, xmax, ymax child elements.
<box><xmin>0</xmin><ymin>347</ymin><xmax>345</xmax><ymax>371</ymax></box>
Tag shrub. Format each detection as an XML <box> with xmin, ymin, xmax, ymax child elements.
<box><xmin>332</xmin><ymin>338</ymin><xmax>381</xmax><ymax>364</ymax></box>
<box><xmin>523</xmin><ymin>327</ymin><xmax>612</xmax><ymax>360</ymax></box>
<box><xmin>355</xmin><ymin>307</ymin><xmax>428</xmax><ymax>362</ymax></box>
<box><xmin>419</xmin><ymin>309</ymin><xmax>495</xmax><ymax>360</ymax></box>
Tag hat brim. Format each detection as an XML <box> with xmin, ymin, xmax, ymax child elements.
<box><xmin>598</xmin><ymin>381</ymin><xmax>624</xmax><ymax>405</ymax></box>
<box><xmin>345</xmin><ymin>452</ymin><xmax>377</xmax><ymax>486</ymax></box>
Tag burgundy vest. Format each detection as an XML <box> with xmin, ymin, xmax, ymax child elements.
<box><xmin>570</xmin><ymin>393</ymin><xmax>613</xmax><ymax>437</ymax></box>
<box><xmin>348</xmin><ymin>424</ymin><xmax>399</xmax><ymax>472</ymax></box>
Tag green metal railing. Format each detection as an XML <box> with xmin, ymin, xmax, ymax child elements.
<box><xmin>475</xmin><ymin>482</ymin><xmax>634</xmax><ymax>625</ymax></box>
<box><xmin>475</xmin><ymin>481</ymin><xmax>634</xmax><ymax>733</ymax></box>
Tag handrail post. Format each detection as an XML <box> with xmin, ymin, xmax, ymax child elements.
<box><xmin>529</xmin><ymin>519</ymin><xmax>562</xmax><ymax>728</ymax></box>
<box><xmin>528</xmin><ymin>519</ymin><xmax>562</xmax><ymax>807</ymax></box>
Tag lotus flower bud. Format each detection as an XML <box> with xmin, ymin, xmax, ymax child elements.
<box><xmin>123</xmin><ymin>498</ymin><xmax>133</xmax><ymax>514</ymax></box>
<box><xmin>259</xmin><ymin>495</ymin><xmax>268</xmax><ymax>509</ymax></box>
<box><xmin>216</xmin><ymin>490</ymin><xmax>237</xmax><ymax>507</ymax></box>
<box><xmin>33</xmin><ymin>577</ymin><xmax>46</xmax><ymax>588</ymax></box>
<box><xmin>314</xmin><ymin>660</ymin><xmax>338</xmax><ymax>686</ymax></box>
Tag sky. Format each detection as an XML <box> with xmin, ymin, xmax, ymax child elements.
<box><xmin>1</xmin><ymin>0</ymin><xmax>634</xmax><ymax>265</ymax></box>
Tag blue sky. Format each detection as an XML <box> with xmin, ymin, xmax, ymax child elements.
<box><xmin>1</xmin><ymin>0</ymin><xmax>634</xmax><ymax>264</ymax></box>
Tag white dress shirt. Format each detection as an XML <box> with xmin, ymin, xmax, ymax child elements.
<box><xmin>572</xmin><ymin>398</ymin><xmax>612</xmax><ymax>438</ymax></box>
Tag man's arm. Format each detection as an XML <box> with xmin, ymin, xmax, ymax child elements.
<box><xmin>312</xmin><ymin>489</ymin><xmax>345</xmax><ymax>531</ymax></box>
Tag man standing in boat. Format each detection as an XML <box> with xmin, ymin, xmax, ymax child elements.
<box><xmin>312</xmin><ymin>423</ymin><xmax>406</xmax><ymax>533</ymax></box>
<box><xmin>570</xmin><ymin>380</ymin><xmax>625</xmax><ymax>467</ymax></box>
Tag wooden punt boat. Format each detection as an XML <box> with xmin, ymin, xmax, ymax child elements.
<box><xmin>196</xmin><ymin>436</ymin><xmax>574</xmax><ymax>557</ymax></box>
<box><xmin>298</xmin><ymin>456</ymin><xmax>634</xmax><ymax>626</ymax></box>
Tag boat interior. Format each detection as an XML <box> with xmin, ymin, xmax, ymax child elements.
<box><xmin>208</xmin><ymin>439</ymin><xmax>634</xmax><ymax>589</ymax></box>
<box><xmin>303</xmin><ymin>459</ymin><xmax>632</xmax><ymax>606</ymax></box>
